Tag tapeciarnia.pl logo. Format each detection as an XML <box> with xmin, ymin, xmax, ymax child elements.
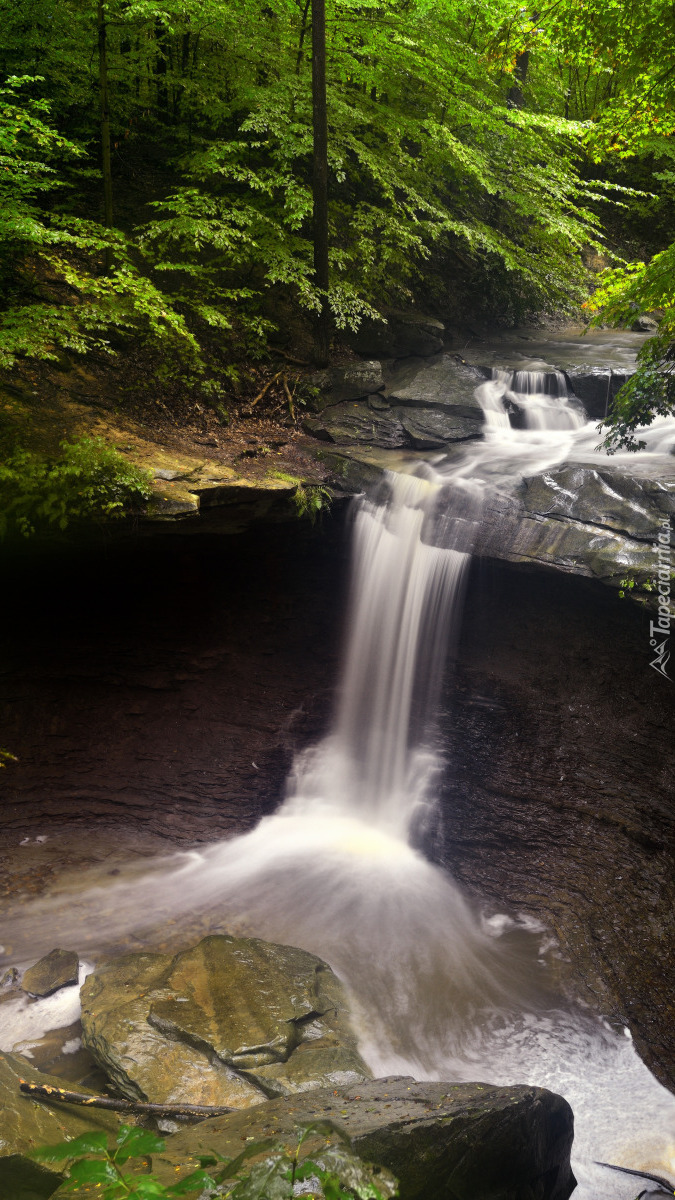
<box><xmin>649</xmin><ymin>516</ymin><xmax>672</xmax><ymax>680</ymax></box>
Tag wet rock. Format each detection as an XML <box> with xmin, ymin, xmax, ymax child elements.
<box><xmin>631</xmin><ymin>315</ymin><xmax>659</xmax><ymax>333</ymax></box>
<box><xmin>367</xmin><ymin>393</ymin><xmax>391</xmax><ymax>411</ymax></box>
<box><xmin>303</xmin><ymin>402</ymin><xmax>407</xmax><ymax>448</ymax></box>
<box><xmin>521</xmin><ymin>466</ymin><xmax>675</xmax><ymax>541</ymax></box>
<box><xmin>1</xmin><ymin>967</ymin><xmax>19</xmax><ymax>990</ymax></box>
<box><xmin>347</xmin><ymin>312</ymin><xmax>445</xmax><ymax>358</ymax></box>
<box><xmin>306</xmin><ymin>362</ymin><xmax>385</xmax><ymax>409</ymax></box>
<box><xmin>385</xmin><ymin>355</ymin><xmax>486</xmax><ymax>420</ymax></box>
<box><xmin>80</xmin><ymin>935</ymin><xmax>370</xmax><ymax>1107</ymax></box>
<box><xmin>22</xmin><ymin>949</ymin><xmax>79</xmax><ymax>998</ymax></box>
<box><xmin>303</xmin><ymin>361</ymin><xmax>484</xmax><ymax>449</ymax></box>
<box><xmin>470</xmin><ymin>462</ymin><xmax>675</xmax><ymax>593</ymax></box>
<box><xmin>0</xmin><ymin>1050</ymin><xmax>119</xmax><ymax>1200</ymax></box>
<box><xmin>563</xmin><ymin>368</ymin><xmax>630</xmax><ymax>419</ymax></box>
<box><xmin>154</xmin><ymin>1076</ymin><xmax>575</xmax><ymax>1200</ymax></box>
<box><xmin>393</xmin><ymin>406</ymin><xmax>483</xmax><ymax>449</ymax></box>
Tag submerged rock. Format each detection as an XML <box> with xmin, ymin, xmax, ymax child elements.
<box><xmin>22</xmin><ymin>949</ymin><xmax>79</xmax><ymax>998</ymax></box>
<box><xmin>80</xmin><ymin>935</ymin><xmax>370</xmax><ymax>1107</ymax></box>
<box><xmin>154</xmin><ymin>1076</ymin><xmax>576</xmax><ymax>1200</ymax></box>
<box><xmin>0</xmin><ymin>1050</ymin><xmax>119</xmax><ymax>1200</ymax></box>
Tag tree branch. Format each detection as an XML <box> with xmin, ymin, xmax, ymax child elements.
<box><xmin>19</xmin><ymin>1080</ymin><xmax>235</xmax><ymax>1119</ymax></box>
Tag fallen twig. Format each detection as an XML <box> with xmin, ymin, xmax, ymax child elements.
<box><xmin>282</xmin><ymin>373</ymin><xmax>296</xmax><ymax>422</ymax></box>
<box><xmin>594</xmin><ymin>1161</ymin><xmax>674</xmax><ymax>1195</ymax></box>
<box><xmin>19</xmin><ymin>1080</ymin><xmax>235</xmax><ymax>1118</ymax></box>
<box><xmin>270</xmin><ymin>348</ymin><xmax>309</xmax><ymax>366</ymax></box>
<box><xmin>250</xmin><ymin>371</ymin><xmax>283</xmax><ymax>408</ymax></box>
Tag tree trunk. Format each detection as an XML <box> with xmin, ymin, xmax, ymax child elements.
<box><xmin>311</xmin><ymin>0</ymin><xmax>330</xmax><ymax>366</ymax></box>
<box><xmin>507</xmin><ymin>49</ymin><xmax>530</xmax><ymax>108</ymax></box>
<box><xmin>97</xmin><ymin>0</ymin><xmax>114</xmax><ymax>271</ymax></box>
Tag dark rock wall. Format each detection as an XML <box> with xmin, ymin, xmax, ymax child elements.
<box><xmin>0</xmin><ymin>521</ymin><xmax>349</xmax><ymax>842</ymax></box>
<box><xmin>441</xmin><ymin>560</ymin><xmax>675</xmax><ymax>1090</ymax></box>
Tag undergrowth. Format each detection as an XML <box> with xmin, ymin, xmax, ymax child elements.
<box><xmin>0</xmin><ymin>436</ymin><xmax>153</xmax><ymax>538</ymax></box>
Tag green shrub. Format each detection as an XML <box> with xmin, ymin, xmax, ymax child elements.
<box><xmin>0</xmin><ymin>436</ymin><xmax>153</xmax><ymax>538</ymax></box>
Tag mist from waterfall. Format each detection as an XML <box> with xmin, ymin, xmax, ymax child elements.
<box><xmin>3</xmin><ymin>369</ymin><xmax>675</xmax><ymax>1199</ymax></box>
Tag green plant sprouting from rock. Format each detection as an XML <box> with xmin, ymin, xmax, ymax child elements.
<box><xmin>32</xmin><ymin>1120</ymin><xmax>397</xmax><ymax>1200</ymax></box>
<box><xmin>293</xmin><ymin>484</ymin><xmax>333</xmax><ymax>525</ymax></box>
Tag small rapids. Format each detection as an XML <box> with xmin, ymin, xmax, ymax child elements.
<box><xmin>3</xmin><ymin>370</ymin><xmax>675</xmax><ymax>1198</ymax></box>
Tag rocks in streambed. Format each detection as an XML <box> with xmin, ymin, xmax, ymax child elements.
<box><xmin>0</xmin><ymin>1050</ymin><xmax>119</xmax><ymax>1200</ymax></box>
<box><xmin>22</xmin><ymin>949</ymin><xmax>79</xmax><ymax>998</ymax></box>
<box><xmin>154</xmin><ymin>1076</ymin><xmax>576</xmax><ymax>1200</ymax></box>
<box><xmin>80</xmin><ymin>935</ymin><xmax>370</xmax><ymax>1108</ymax></box>
<box><xmin>396</xmin><ymin>407</ymin><xmax>482</xmax><ymax>449</ymax></box>
<box><xmin>303</xmin><ymin>355</ymin><xmax>486</xmax><ymax>450</ymax></box>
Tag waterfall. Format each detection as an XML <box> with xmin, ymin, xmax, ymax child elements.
<box><xmin>3</xmin><ymin>368</ymin><xmax>675</xmax><ymax>1200</ymax></box>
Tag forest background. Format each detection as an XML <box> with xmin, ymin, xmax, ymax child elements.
<box><xmin>1</xmin><ymin>0</ymin><xmax>674</xmax><ymax>462</ymax></box>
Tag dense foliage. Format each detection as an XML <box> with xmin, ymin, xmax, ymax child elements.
<box><xmin>0</xmin><ymin>437</ymin><xmax>152</xmax><ymax>538</ymax></box>
<box><xmin>0</xmin><ymin>0</ymin><xmax>673</xmax><ymax>438</ymax></box>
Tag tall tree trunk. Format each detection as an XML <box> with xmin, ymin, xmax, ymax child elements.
<box><xmin>97</xmin><ymin>0</ymin><xmax>114</xmax><ymax>271</ymax></box>
<box><xmin>155</xmin><ymin>18</ymin><xmax>170</xmax><ymax>115</ymax></box>
<box><xmin>311</xmin><ymin>0</ymin><xmax>330</xmax><ymax>365</ymax></box>
<box><xmin>507</xmin><ymin>49</ymin><xmax>529</xmax><ymax>108</ymax></box>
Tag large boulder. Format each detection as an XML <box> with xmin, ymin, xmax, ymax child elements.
<box><xmin>80</xmin><ymin>935</ymin><xmax>370</xmax><ymax>1107</ymax></box>
<box><xmin>392</xmin><ymin>406</ymin><xmax>483</xmax><ymax>449</ymax></box>
<box><xmin>348</xmin><ymin>312</ymin><xmax>445</xmax><ymax>358</ymax></box>
<box><xmin>303</xmin><ymin>402</ymin><xmax>408</xmax><ymax>448</ymax></box>
<box><xmin>385</xmin><ymin>355</ymin><xmax>486</xmax><ymax>420</ymax></box>
<box><xmin>302</xmin><ymin>356</ymin><xmax>487</xmax><ymax>450</ymax></box>
<box><xmin>476</xmin><ymin>463</ymin><xmax>675</xmax><ymax>592</ymax></box>
<box><xmin>153</xmin><ymin>1076</ymin><xmax>576</xmax><ymax>1200</ymax></box>
<box><xmin>0</xmin><ymin>1050</ymin><xmax>119</xmax><ymax>1200</ymax></box>
<box><xmin>521</xmin><ymin>466</ymin><xmax>675</xmax><ymax>540</ymax></box>
<box><xmin>563</xmin><ymin>368</ymin><xmax>630</xmax><ymax>419</ymax></box>
<box><xmin>305</xmin><ymin>362</ymin><xmax>385</xmax><ymax>409</ymax></box>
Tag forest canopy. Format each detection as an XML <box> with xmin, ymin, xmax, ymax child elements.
<box><xmin>0</xmin><ymin>0</ymin><xmax>674</xmax><ymax>442</ymax></box>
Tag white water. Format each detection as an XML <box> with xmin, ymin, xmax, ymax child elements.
<box><xmin>3</xmin><ymin>371</ymin><xmax>675</xmax><ymax>1197</ymax></box>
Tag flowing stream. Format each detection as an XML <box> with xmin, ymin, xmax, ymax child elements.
<box><xmin>3</xmin><ymin>370</ymin><xmax>675</xmax><ymax>1198</ymax></box>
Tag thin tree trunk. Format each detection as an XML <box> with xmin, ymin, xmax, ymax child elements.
<box><xmin>295</xmin><ymin>0</ymin><xmax>312</xmax><ymax>74</ymax></box>
<box><xmin>311</xmin><ymin>0</ymin><xmax>330</xmax><ymax>366</ymax></box>
<box><xmin>97</xmin><ymin>0</ymin><xmax>114</xmax><ymax>271</ymax></box>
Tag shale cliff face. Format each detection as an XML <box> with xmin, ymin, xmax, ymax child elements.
<box><xmin>0</xmin><ymin>517</ymin><xmax>673</xmax><ymax>1090</ymax></box>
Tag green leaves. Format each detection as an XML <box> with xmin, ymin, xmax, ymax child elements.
<box><xmin>31</xmin><ymin>1119</ymin><xmax>398</xmax><ymax>1200</ymax></box>
<box><xmin>0</xmin><ymin>438</ymin><xmax>153</xmax><ymax>540</ymax></box>
<box><xmin>33</xmin><ymin>1131</ymin><xmax>110</xmax><ymax>1162</ymax></box>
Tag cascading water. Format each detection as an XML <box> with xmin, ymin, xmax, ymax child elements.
<box><xmin>3</xmin><ymin>369</ymin><xmax>675</xmax><ymax>1198</ymax></box>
